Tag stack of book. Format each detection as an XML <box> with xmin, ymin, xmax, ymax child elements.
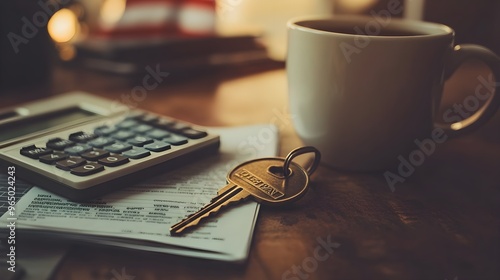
<box><xmin>69</xmin><ymin>0</ymin><xmax>269</xmax><ymax>75</ymax></box>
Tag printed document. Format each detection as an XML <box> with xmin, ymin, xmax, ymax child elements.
<box><xmin>0</xmin><ymin>125</ymin><xmax>278</xmax><ymax>262</ymax></box>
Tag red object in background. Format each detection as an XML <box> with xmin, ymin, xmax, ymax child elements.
<box><xmin>177</xmin><ymin>0</ymin><xmax>216</xmax><ymax>36</ymax></box>
<box><xmin>93</xmin><ymin>0</ymin><xmax>216</xmax><ymax>39</ymax></box>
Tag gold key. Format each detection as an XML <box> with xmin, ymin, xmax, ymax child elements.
<box><xmin>170</xmin><ymin>146</ymin><xmax>321</xmax><ymax>234</ymax></box>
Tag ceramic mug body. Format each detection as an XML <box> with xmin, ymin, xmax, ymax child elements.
<box><xmin>287</xmin><ymin>16</ymin><xmax>499</xmax><ymax>171</ymax></box>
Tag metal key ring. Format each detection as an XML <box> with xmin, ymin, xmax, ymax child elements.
<box><xmin>283</xmin><ymin>146</ymin><xmax>321</xmax><ymax>177</ymax></box>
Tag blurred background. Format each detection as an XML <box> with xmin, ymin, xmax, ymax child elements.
<box><xmin>1</xmin><ymin>0</ymin><xmax>499</xmax><ymax>93</ymax></box>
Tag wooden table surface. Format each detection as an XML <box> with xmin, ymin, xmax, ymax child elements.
<box><xmin>1</xmin><ymin>61</ymin><xmax>499</xmax><ymax>280</ymax></box>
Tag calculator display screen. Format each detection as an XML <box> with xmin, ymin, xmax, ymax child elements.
<box><xmin>0</xmin><ymin>108</ymin><xmax>97</xmax><ymax>142</ymax></box>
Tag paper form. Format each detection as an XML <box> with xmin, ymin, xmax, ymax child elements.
<box><xmin>0</xmin><ymin>125</ymin><xmax>278</xmax><ymax>262</ymax></box>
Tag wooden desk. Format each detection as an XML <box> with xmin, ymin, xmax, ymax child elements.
<box><xmin>1</xmin><ymin>62</ymin><xmax>499</xmax><ymax>280</ymax></box>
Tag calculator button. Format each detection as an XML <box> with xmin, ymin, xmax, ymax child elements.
<box><xmin>46</xmin><ymin>138</ymin><xmax>75</xmax><ymax>150</ymax></box>
<box><xmin>69</xmin><ymin>131</ymin><xmax>98</xmax><ymax>143</ymax></box>
<box><xmin>71</xmin><ymin>163</ymin><xmax>105</xmax><ymax>176</ymax></box>
<box><xmin>138</xmin><ymin>115</ymin><xmax>159</xmax><ymax>124</ymax></box>
<box><xmin>21</xmin><ymin>144</ymin><xmax>37</xmax><ymax>150</ymax></box>
<box><xmin>39</xmin><ymin>152</ymin><xmax>68</xmax><ymax>164</ymax></box>
<box><xmin>20</xmin><ymin>146</ymin><xmax>53</xmax><ymax>159</ymax></box>
<box><xmin>127</xmin><ymin>136</ymin><xmax>153</xmax><ymax>147</ymax></box>
<box><xmin>94</xmin><ymin>125</ymin><xmax>118</xmax><ymax>136</ymax></box>
<box><xmin>132</xmin><ymin>124</ymin><xmax>153</xmax><ymax>134</ymax></box>
<box><xmin>165</xmin><ymin>122</ymin><xmax>190</xmax><ymax>133</ymax></box>
<box><xmin>153</xmin><ymin>118</ymin><xmax>176</xmax><ymax>129</ymax></box>
<box><xmin>64</xmin><ymin>144</ymin><xmax>93</xmax><ymax>155</ymax></box>
<box><xmin>146</xmin><ymin>129</ymin><xmax>170</xmax><ymax>139</ymax></box>
<box><xmin>162</xmin><ymin>134</ymin><xmax>188</xmax><ymax>146</ymax></box>
<box><xmin>144</xmin><ymin>141</ymin><xmax>171</xmax><ymax>152</ymax></box>
<box><xmin>125</xmin><ymin>112</ymin><xmax>144</xmax><ymax>120</ymax></box>
<box><xmin>111</xmin><ymin>130</ymin><xmax>135</xmax><ymax>141</ymax></box>
<box><xmin>81</xmin><ymin>149</ymin><xmax>110</xmax><ymax>161</ymax></box>
<box><xmin>88</xmin><ymin>137</ymin><xmax>115</xmax><ymax>148</ymax></box>
<box><xmin>122</xmin><ymin>147</ymin><xmax>151</xmax><ymax>159</ymax></box>
<box><xmin>103</xmin><ymin>142</ymin><xmax>133</xmax><ymax>153</ymax></box>
<box><xmin>56</xmin><ymin>157</ymin><xmax>86</xmax><ymax>171</ymax></box>
<box><xmin>180</xmin><ymin>128</ymin><xmax>208</xmax><ymax>139</ymax></box>
<box><xmin>116</xmin><ymin>120</ymin><xmax>138</xmax><ymax>129</ymax></box>
<box><xmin>98</xmin><ymin>154</ymin><xmax>130</xmax><ymax>167</ymax></box>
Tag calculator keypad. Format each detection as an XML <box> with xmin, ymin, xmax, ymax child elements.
<box><xmin>65</xmin><ymin>144</ymin><xmax>93</xmax><ymax>155</ymax></box>
<box><xmin>98</xmin><ymin>154</ymin><xmax>129</xmax><ymax>167</ymax></box>
<box><xmin>46</xmin><ymin>138</ymin><xmax>75</xmax><ymax>150</ymax></box>
<box><xmin>122</xmin><ymin>147</ymin><xmax>151</xmax><ymax>159</ymax></box>
<box><xmin>137</xmin><ymin>115</ymin><xmax>159</xmax><ymax>124</ymax></box>
<box><xmin>181</xmin><ymin>128</ymin><xmax>208</xmax><ymax>139</ymax></box>
<box><xmin>39</xmin><ymin>152</ymin><xmax>68</xmax><ymax>164</ymax></box>
<box><xmin>20</xmin><ymin>146</ymin><xmax>53</xmax><ymax>159</ymax></box>
<box><xmin>104</xmin><ymin>142</ymin><xmax>132</xmax><ymax>153</ymax></box>
<box><xmin>81</xmin><ymin>149</ymin><xmax>110</xmax><ymax>161</ymax></box>
<box><xmin>56</xmin><ymin>157</ymin><xmax>86</xmax><ymax>170</ymax></box>
<box><xmin>132</xmin><ymin>124</ymin><xmax>153</xmax><ymax>134</ymax></box>
<box><xmin>94</xmin><ymin>126</ymin><xmax>118</xmax><ymax>136</ymax></box>
<box><xmin>144</xmin><ymin>141</ymin><xmax>171</xmax><ymax>152</ymax></box>
<box><xmin>88</xmin><ymin>137</ymin><xmax>115</xmax><ymax>148</ymax></box>
<box><xmin>111</xmin><ymin>130</ymin><xmax>135</xmax><ymax>141</ymax></box>
<box><xmin>19</xmin><ymin>115</ymin><xmax>209</xmax><ymax>177</ymax></box>
<box><xmin>162</xmin><ymin>135</ymin><xmax>188</xmax><ymax>146</ymax></box>
<box><xmin>146</xmin><ymin>129</ymin><xmax>170</xmax><ymax>140</ymax></box>
<box><xmin>116</xmin><ymin>120</ymin><xmax>138</xmax><ymax>129</ymax></box>
<box><xmin>69</xmin><ymin>132</ymin><xmax>98</xmax><ymax>143</ymax></box>
<box><xmin>127</xmin><ymin>136</ymin><xmax>153</xmax><ymax>147</ymax></box>
<box><xmin>70</xmin><ymin>163</ymin><xmax>105</xmax><ymax>176</ymax></box>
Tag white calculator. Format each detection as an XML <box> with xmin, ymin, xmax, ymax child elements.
<box><xmin>0</xmin><ymin>92</ymin><xmax>220</xmax><ymax>201</ymax></box>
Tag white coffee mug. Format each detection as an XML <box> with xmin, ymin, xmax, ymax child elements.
<box><xmin>287</xmin><ymin>16</ymin><xmax>500</xmax><ymax>171</ymax></box>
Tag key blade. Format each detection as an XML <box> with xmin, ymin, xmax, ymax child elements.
<box><xmin>217</xmin><ymin>182</ymin><xmax>237</xmax><ymax>195</ymax></box>
<box><xmin>170</xmin><ymin>185</ymin><xmax>250</xmax><ymax>234</ymax></box>
<box><xmin>170</xmin><ymin>186</ymin><xmax>246</xmax><ymax>234</ymax></box>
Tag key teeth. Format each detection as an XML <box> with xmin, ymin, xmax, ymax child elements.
<box><xmin>181</xmin><ymin>200</ymin><xmax>213</xmax><ymax>220</ymax></box>
<box><xmin>170</xmin><ymin>205</ymin><xmax>228</xmax><ymax>234</ymax></box>
<box><xmin>170</xmin><ymin>194</ymin><xmax>248</xmax><ymax>235</ymax></box>
<box><xmin>170</xmin><ymin>215</ymin><xmax>205</xmax><ymax>235</ymax></box>
<box><xmin>170</xmin><ymin>212</ymin><xmax>213</xmax><ymax>235</ymax></box>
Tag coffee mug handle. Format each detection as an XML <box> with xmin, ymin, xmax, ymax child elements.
<box><xmin>435</xmin><ymin>44</ymin><xmax>500</xmax><ymax>136</ymax></box>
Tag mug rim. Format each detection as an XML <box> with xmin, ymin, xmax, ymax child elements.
<box><xmin>287</xmin><ymin>15</ymin><xmax>454</xmax><ymax>40</ymax></box>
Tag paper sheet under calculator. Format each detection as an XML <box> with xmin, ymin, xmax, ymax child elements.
<box><xmin>0</xmin><ymin>125</ymin><xmax>278</xmax><ymax>262</ymax></box>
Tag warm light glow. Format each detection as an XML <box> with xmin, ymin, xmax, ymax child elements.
<box><xmin>58</xmin><ymin>45</ymin><xmax>76</xmax><ymax>61</ymax></box>
<box><xmin>100</xmin><ymin>0</ymin><xmax>127</xmax><ymax>28</ymax></box>
<box><xmin>336</xmin><ymin>0</ymin><xmax>377</xmax><ymax>13</ymax></box>
<box><xmin>48</xmin><ymin>9</ymin><xmax>78</xmax><ymax>43</ymax></box>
